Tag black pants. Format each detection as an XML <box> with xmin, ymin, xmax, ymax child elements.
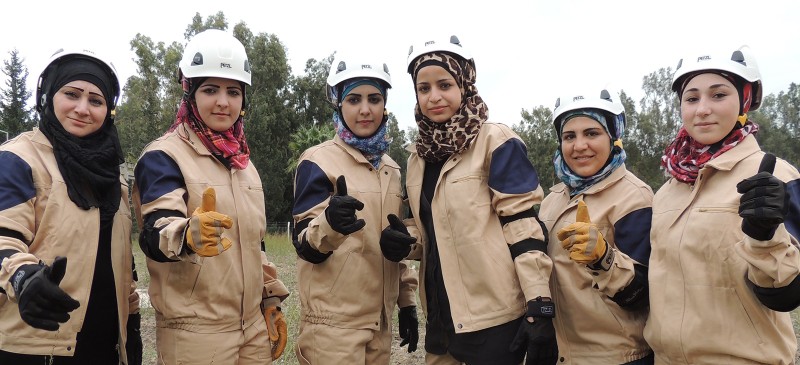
<box><xmin>427</xmin><ymin>316</ymin><xmax>526</xmax><ymax>365</ymax></box>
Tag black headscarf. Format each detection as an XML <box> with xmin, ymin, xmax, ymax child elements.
<box><xmin>38</xmin><ymin>57</ymin><xmax>123</xmax><ymax>220</ymax></box>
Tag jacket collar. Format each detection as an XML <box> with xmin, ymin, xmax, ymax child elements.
<box><xmin>702</xmin><ymin>134</ymin><xmax>760</xmax><ymax>172</ymax></box>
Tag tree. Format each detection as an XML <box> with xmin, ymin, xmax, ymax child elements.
<box><xmin>0</xmin><ymin>49</ymin><xmax>34</xmax><ymax>140</ymax></box>
<box><xmin>289</xmin><ymin>55</ymin><xmax>334</xmax><ymax>127</ymax></box>
<box><xmin>286</xmin><ymin>123</ymin><xmax>334</xmax><ymax>173</ymax></box>
<box><xmin>514</xmin><ymin>106</ymin><xmax>558</xmax><ymax>190</ymax></box>
<box><xmin>385</xmin><ymin>113</ymin><xmax>410</xmax><ymax>185</ymax></box>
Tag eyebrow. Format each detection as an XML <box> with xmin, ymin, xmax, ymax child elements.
<box><xmin>684</xmin><ymin>83</ymin><xmax>733</xmax><ymax>93</ymax></box>
<box><xmin>63</xmin><ymin>85</ymin><xmax>104</xmax><ymax>98</ymax></box>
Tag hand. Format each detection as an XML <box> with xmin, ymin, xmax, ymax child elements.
<box><xmin>263</xmin><ymin>298</ymin><xmax>287</xmax><ymax>360</ymax></box>
<box><xmin>737</xmin><ymin>153</ymin><xmax>789</xmax><ymax>241</ymax></box>
<box><xmin>325</xmin><ymin>176</ymin><xmax>365</xmax><ymax>235</ymax></box>
<box><xmin>556</xmin><ymin>200</ymin><xmax>614</xmax><ymax>270</ymax></box>
<box><xmin>509</xmin><ymin>299</ymin><xmax>558</xmax><ymax>365</ymax></box>
<box><xmin>126</xmin><ymin>313</ymin><xmax>143</xmax><ymax>365</ymax></box>
<box><xmin>14</xmin><ymin>256</ymin><xmax>80</xmax><ymax>331</ymax></box>
<box><xmin>186</xmin><ymin>187</ymin><xmax>234</xmax><ymax>257</ymax></box>
<box><xmin>398</xmin><ymin>306</ymin><xmax>419</xmax><ymax>353</ymax></box>
<box><xmin>380</xmin><ymin>214</ymin><xmax>416</xmax><ymax>262</ymax></box>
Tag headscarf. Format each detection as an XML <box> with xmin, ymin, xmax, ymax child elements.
<box><xmin>331</xmin><ymin>78</ymin><xmax>391</xmax><ymax>168</ymax></box>
<box><xmin>662</xmin><ymin>71</ymin><xmax>758</xmax><ymax>184</ymax></box>
<box><xmin>411</xmin><ymin>52</ymin><xmax>488</xmax><ymax>163</ymax></box>
<box><xmin>553</xmin><ymin>110</ymin><xmax>627</xmax><ymax>197</ymax></box>
<box><xmin>38</xmin><ymin>57</ymin><xmax>123</xmax><ymax>220</ymax></box>
<box><xmin>168</xmin><ymin>77</ymin><xmax>250</xmax><ymax>170</ymax></box>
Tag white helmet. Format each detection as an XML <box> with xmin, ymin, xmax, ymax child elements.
<box><xmin>671</xmin><ymin>45</ymin><xmax>762</xmax><ymax>111</ymax></box>
<box><xmin>406</xmin><ymin>35</ymin><xmax>473</xmax><ymax>74</ymax></box>
<box><xmin>179</xmin><ymin>29</ymin><xmax>251</xmax><ymax>85</ymax></box>
<box><xmin>36</xmin><ymin>48</ymin><xmax>121</xmax><ymax>117</ymax></box>
<box><xmin>552</xmin><ymin>89</ymin><xmax>626</xmax><ymax>139</ymax></box>
<box><xmin>326</xmin><ymin>55</ymin><xmax>392</xmax><ymax>105</ymax></box>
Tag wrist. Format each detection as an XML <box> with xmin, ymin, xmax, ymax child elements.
<box><xmin>11</xmin><ymin>263</ymin><xmax>42</xmax><ymax>297</ymax></box>
<box><xmin>588</xmin><ymin>246</ymin><xmax>615</xmax><ymax>271</ymax></box>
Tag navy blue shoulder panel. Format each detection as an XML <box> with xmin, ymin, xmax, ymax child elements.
<box><xmin>135</xmin><ymin>150</ymin><xmax>185</xmax><ymax>205</ymax></box>
<box><xmin>489</xmin><ymin>138</ymin><xmax>540</xmax><ymax>195</ymax></box>
<box><xmin>613</xmin><ymin>207</ymin><xmax>652</xmax><ymax>265</ymax></box>
<box><xmin>0</xmin><ymin>151</ymin><xmax>35</xmax><ymax>211</ymax></box>
<box><xmin>292</xmin><ymin>160</ymin><xmax>333</xmax><ymax>215</ymax></box>
<box><xmin>785</xmin><ymin>179</ymin><xmax>800</xmax><ymax>240</ymax></box>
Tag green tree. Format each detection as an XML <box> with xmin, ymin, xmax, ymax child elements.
<box><xmin>0</xmin><ymin>49</ymin><xmax>35</xmax><ymax>140</ymax></box>
<box><xmin>514</xmin><ymin>106</ymin><xmax>558</xmax><ymax>189</ymax></box>
<box><xmin>750</xmin><ymin>83</ymin><xmax>800</xmax><ymax>168</ymax></box>
<box><xmin>385</xmin><ymin>113</ymin><xmax>410</xmax><ymax>185</ymax></box>
<box><xmin>286</xmin><ymin>123</ymin><xmax>334</xmax><ymax>173</ymax></box>
<box><xmin>289</xmin><ymin>55</ymin><xmax>334</xmax><ymax>127</ymax></box>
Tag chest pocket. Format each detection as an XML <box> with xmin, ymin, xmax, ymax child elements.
<box><xmin>682</xmin><ymin>204</ymin><xmax>742</xmax><ymax>287</ymax></box>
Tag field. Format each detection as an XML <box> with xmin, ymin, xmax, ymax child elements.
<box><xmin>133</xmin><ymin>234</ymin><xmax>425</xmax><ymax>365</ymax></box>
<box><xmin>134</xmin><ymin>234</ymin><xmax>800</xmax><ymax>364</ymax></box>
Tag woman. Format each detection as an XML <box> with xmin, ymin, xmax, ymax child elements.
<box><xmin>379</xmin><ymin>35</ymin><xmax>557</xmax><ymax>365</ymax></box>
<box><xmin>539</xmin><ymin>89</ymin><xmax>653</xmax><ymax>364</ymax></box>
<box><xmin>646</xmin><ymin>46</ymin><xmax>800</xmax><ymax>364</ymax></box>
<box><xmin>0</xmin><ymin>48</ymin><xmax>140</xmax><ymax>364</ymax></box>
<box><xmin>132</xmin><ymin>29</ymin><xmax>289</xmax><ymax>364</ymax></box>
<box><xmin>291</xmin><ymin>54</ymin><xmax>419</xmax><ymax>364</ymax></box>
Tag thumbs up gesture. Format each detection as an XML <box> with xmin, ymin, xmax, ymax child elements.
<box><xmin>186</xmin><ymin>187</ymin><xmax>234</xmax><ymax>257</ymax></box>
<box><xmin>557</xmin><ymin>201</ymin><xmax>614</xmax><ymax>270</ymax></box>
<box><xmin>737</xmin><ymin>153</ymin><xmax>789</xmax><ymax>241</ymax></box>
<box><xmin>15</xmin><ymin>256</ymin><xmax>81</xmax><ymax>331</ymax></box>
<box><xmin>325</xmin><ymin>176</ymin><xmax>365</xmax><ymax>235</ymax></box>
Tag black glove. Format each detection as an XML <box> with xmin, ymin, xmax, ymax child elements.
<box><xmin>509</xmin><ymin>299</ymin><xmax>558</xmax><ymax>365</ymax></box>
<box><xmin>325</xmin><ymin>176</ymin><xmax>365</xmax><ymax>235</ymax></box>
<box><xmin>398</xmin><ymin>305</ymin><xmax>419</xmax><ymax>353</ymax></box>
<box><xmin>126</xmin><ymin>313</ymin><xmax>143</xmax><ymax>365</ymax></box>
<box><xmin>293</xmin><ymin>237</ymin><xmax>332</xmax><ymax>264</ymax></box>
<box><xmin>380</xmin><ymin>214</ymin><xmax>416</xmax><ymax>262</ymax></box>
<box><xmin>13</xmin><ymin>256</ymin><xmax>80</xmax><ymax>331</ymax></box>
<box><xmin>737</xmin><ymin>153</ymin><xmax>789</xmax><ymax>241</ymax></box>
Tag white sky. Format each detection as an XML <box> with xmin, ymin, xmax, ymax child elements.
<box><xmin>3</xmin><ymin>0</ymin><xmax>800</xmax><ymax>131</ymax></box>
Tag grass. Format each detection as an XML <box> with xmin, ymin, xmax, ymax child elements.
<box><xmin>133</xmin><ymin>234</ymin><xmax>425</xmax><ymax>365</ymax></box>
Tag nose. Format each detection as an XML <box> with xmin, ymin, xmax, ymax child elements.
<box><xmin>359</xmin><ymin>101</ymin><xmax>371</xmax><ymax>116</ymax></box>
<box><xmin>216</xmin><ymin>94</ymin><xmax>230</xmax><ymax>108</ymax></box>
<box><xmin>429</xmin><ymin>88</ymin><xmax>442</xmax><ymax>103</ymax></box>
<box><xmin>74</xmin><ymin>98</ymin><xmax>90</xmax><ymax>116</ymax></box>
<box><xmin>695</xmin><ymin>97</ymin><xmax>711</xmax><ymax>117</ymax></box>
<box><xmin>574</xmin><ymin>136</ymin><xmax>589</xmax><ymax>151</ymax></box>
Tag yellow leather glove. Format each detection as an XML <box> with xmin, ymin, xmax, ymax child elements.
<box><xmin>186</xmin><ymin>187</ymin><xmax>233</xmax><ymax>257</ymax></box>
<box><xmin>557</xmin><ymin>200</ymin><xmax>613</xmax><ymax>270</ymax></box>
<box><xmin>263</xmin><ymin>297</ymin><xmax>287</xmax><ymax>360</ymax></box>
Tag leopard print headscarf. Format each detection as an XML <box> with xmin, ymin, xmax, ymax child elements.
<box><xmin>412</xmin><ymin>52</ymin><xmax>488</xmax><ymax>163</ymax></box>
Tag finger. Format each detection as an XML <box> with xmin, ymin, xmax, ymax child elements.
<box><xmin>576</xmin><ymin>200</ymin><xmax>591</xmax><ymax>223</ymax></box>
<box><xmin>48</xmin><ymin>256</ymin><xmax>68</xmax><ymax>285</ymax></box>
<box><xmin>335</xmin><ymin>175</ymin><xmax>348</xmax><ymax>196</ymax></box>
<box><xmin>758</xmin><ymin>153</ymin><xmax>776</xmax><ymax>174</ymax></box>
<box><xmin>201</xmin><ymin>187</ymin><xmax>217</xmax><ymax>212</ymax></box>
<box><xmin>349</xmin><ymin>219</ymin><xmax>366</xmax><ymax>233</ymax></box>
<box><xmin>340</xmin><ymin>196</ymin><xmax>364</xmax><ymax>211</ymax></box>
<box><xmin>387</xmin><ymin>214</ymin><xmax>407</xmax><ymax>232</ymax></box>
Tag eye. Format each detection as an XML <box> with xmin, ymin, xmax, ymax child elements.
<box><xmin>586</xmin><ymin>130</ymin><xmax>601</xmax><ymax>137</ymax></box>
<box><xmin>63</xmin><ymin>90</ymin><xmax>79</xmax><ymax>99</ymax></box>
<box><xmin>89</xmin><ymin>97</ymin><xmax>105</xmax><ymax>107</ymax></box>
<box><xmin>200</xmin><ymin>87</ymin><xmax>217</xmax><ymax>95</ymax></box>
<box><xmin>683</xmin><ymin>95</ymin><xmax>698</xmax><ymax>103</ymax></box>
<box><xmin>345</xmin><ymin>95</ymin><xmax>361</xmax><ymax>104</ymax></box>
<box><xmin>712</xmin><ymin>92</ymin><xmax>728</xmax><ymax>99</ymax></box>
<box><xmin>227</xmin><ymin>89</ymin><xmax>242</xmax><ymax>97</ymax></box>
<box><xmin>368</xmin><ymin>95</ymin><xmax>383</xmax><ymax>104</ymax></box>
<box><xmin>438</xmin><ymin>81</ymin><xmax>452</xmax><ymax>90</ymax></box>
<box><xmin>416</xmin><ymin>84</ymin><xmax>430</xmax><ymax>94</ymax></box>
<box><xmin>561</xmin><ymin>134</ymin><xmax>575</xmax><ymax>141</ymax></box>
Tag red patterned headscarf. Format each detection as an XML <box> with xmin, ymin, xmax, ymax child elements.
<box><xmin>168</xmin><ymin>77</ymin><xmax>250</xmax><ymax>170</ymax></box>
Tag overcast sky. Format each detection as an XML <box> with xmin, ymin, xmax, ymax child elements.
<box><xmin>3</xmin><ymin>0</ymin><xmax>799</xmax><ymax>131</ymax></box>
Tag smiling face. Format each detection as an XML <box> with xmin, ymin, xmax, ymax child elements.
<box><xmin>194</xmin><ymin>77</ymin><xmax>244</xmax><ymax>132</ymax></box>
<box><xmin>52</xmin><ymin>80</ymin><xmax>108</xmax><ymax>137</ymax></box>
<box><xmin>560</xmin><ymin>116</ymin><xmax>612</xmax><ymax>177</ymax></box>
<box><xmin>414</xmin><ymin>65</ymin><xmax>462</xmax><ymax>123</ymax></box>
<box><xmin>679</xmin><ymin>72</ymin><xmax>740</xmax><ymax>145</ymax></box>
<box><xmin>340</xmin><ymin>84</ymin><xmax>385</xmax><ymax>137</ymax></box>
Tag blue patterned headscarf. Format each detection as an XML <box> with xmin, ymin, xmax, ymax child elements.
<box><xmin>332</xmin><ymin>78</ymin><xmax>391</xmax><ymax>168</ymax></box>
<box><xmin>553</xmin><ymin>109</ymin><xmax>627</xmax><ymax>197</ymax></box>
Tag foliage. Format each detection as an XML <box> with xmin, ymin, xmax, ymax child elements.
<box><xmin>286</xmin><ymin>123</ymin><xmax>335</xmax><ymax>173</ymax></box>
<box><xmin>514</xmin><ymin>106</ymin><xmax>558</xmax><ymax>190</ymax></box>
<box><xmin>0</xmin><ymin>49</ymin><xmax>34</xmax><ymax>140</ymax></box>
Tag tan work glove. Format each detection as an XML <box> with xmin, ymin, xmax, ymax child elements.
<box><xmin>186</xmin><ymin>187</ymin><xmax>233</xmax><ymax>257</ymax></box>
<box><xmin>557</xmin><ymin>200</ymin><xmax>614</xmax><ymax>270</ymax></box>
<box><xmin>263</xmin><ymin>297</ymin><xmax>287</xmax><ymax>360</ymax></box>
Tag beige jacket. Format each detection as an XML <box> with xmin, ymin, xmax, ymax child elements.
<box><xmin>0</xmin><ymin>129</ymin><xmax>135</xmax><ymax>361</ymax></box>
<box><xmin>404</xmin><ymin>122</ymin><xmax>552</xmax><ymax>333</ymax></box>
<box><xmin>646</xmin><ymin>135</ymin><xmax>800</xmax><ymax>364</ymax></box>
<box><xmin>292</xmin><ymin>136</ymin><xmax>418</xmax><ymax>330</ymax></box>
<box><xmin>540</xmin><ymin>165</ymin><xmax>653</xmax><ymax>364</ymax></box>
<box><xmin>132</xmin><ymin>125</ymin><xmax>288</xmax><ymax>333</ymax></box>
